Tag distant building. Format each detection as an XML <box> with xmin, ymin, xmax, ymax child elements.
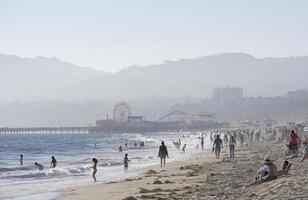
<box><xmin>287</xmin><ymin>89</ymin><xmax>308</xmax><ymax>100</ymax></box>
<box><xmin>212</xmin><ymin>87</ymin><xmax>243</xmax><ymax>105</ymax></box>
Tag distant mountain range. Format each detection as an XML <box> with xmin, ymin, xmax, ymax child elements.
<box><xmin>0</xmin><ymin>53</ymin><xmax>308</xmax><ymax>102</ymax></box>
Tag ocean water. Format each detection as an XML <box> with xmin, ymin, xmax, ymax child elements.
<box><xmin>0</xmin><ymin>131</ymin><xmax>212</xmax><ymax>200</ymax></box>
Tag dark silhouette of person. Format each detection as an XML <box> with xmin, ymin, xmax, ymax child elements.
<box><xmin>158</xmin><ymin>141</ymin><xmax>169</xmax><ymax>167</ymax></box>
<box><xmin>50</xmin><ymin>156</ymin><xmax>57</xmax><ymax>168</ymax></box>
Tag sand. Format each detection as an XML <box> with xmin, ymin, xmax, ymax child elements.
<box><xmin>59</xmin><ymin>143</ymin><xmax>308</xmax><ymax>200</ymax></box>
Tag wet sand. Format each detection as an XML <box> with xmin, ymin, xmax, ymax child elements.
<box><xmin>59</xmin><ymin>143</ymin><xmax>308</xmax><ymax>200</ymax></box>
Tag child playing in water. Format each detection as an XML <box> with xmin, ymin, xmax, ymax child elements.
<box><xmin>91</xmin><ymin>158</ymin><xmax>98</xmax><ymax>182</ymax></box>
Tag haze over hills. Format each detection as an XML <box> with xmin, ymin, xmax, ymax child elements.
<box><xmin>1</xmin><ymin>53</ymin><xmax>308</xmax><ymax>103</ymax></box>
<box><xmin>0</xmin><ymin>54</ymin><xmax>109</xmax><ymax>102</ymax></box>
<box><xmin>1</xmin><ymin>52</ymin><xmax>308</xmax><ymax>126</ymax></box>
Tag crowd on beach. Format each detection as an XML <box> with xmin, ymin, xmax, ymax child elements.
<box><xmin>15</xmin><ymin>126</ymin><xmax>308</xmax><ymax>185</ymax></box>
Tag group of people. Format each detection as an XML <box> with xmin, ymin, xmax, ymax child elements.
<box><xmin>249</xmin><ymin>129</ymin><xmax>308</xmax><ymax>186</ymax></box>
<box><xmin>19</xmin><ymin>154</ymin><xmax>57</xmax><ymax>171</ymax></box>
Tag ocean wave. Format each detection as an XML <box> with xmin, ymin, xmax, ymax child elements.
<box><xmin>0</xmin><ymin>166</ymin><xmax>34</xmax><ymax>173</ymax></box>
<box><xmin>119</xmin><ymin>133</ymin><xmax>160</xmax><ymax>143</ymax></box>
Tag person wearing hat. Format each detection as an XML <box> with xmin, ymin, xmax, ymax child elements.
<box><xmin>260</xmin><ymin>156</ymin><xmax>278</xmax><ymax>181</ymax></box>
<box><xmin>248</xmin><ymin>156</ymin><xmax>278</xmax><ymax>186</ymax></box>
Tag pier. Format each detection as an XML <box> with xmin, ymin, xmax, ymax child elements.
<box><xmin>0</xmin><ymin>127</ymin><xmax>93</xmax><ymax>135</ymax></box>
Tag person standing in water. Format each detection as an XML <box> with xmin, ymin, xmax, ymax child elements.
<box><xmin>182</xmin><ymin>144</ymin><xmax>187</xmax><ymax>153</ymax></box>
<box><xmin>229</xmin><ymin>135</ymin><xmax>236</xmax><ymax>158</ymax></box>
<box><xmin>158</xmin><ymin>141</ymin><xmax>169</xmax><ymax>167</ymax></box>
<box><xmin>91</xmin><ymin>158</ymin><xmax>98</xmax><ymax>182</ymax></box>
<box><xmin>124</xmin><ymin>153</ymin><xmax>129</xmax><ymax>171</ymax></box>
<box><xmin>201</xmin><ymin>136</ymin><xmax>204</xmax><ymax>151</ymax></box>
<box><xmin>213</xmin><ymin>135</ymin><xmax>223</xmax><ymax>159</ymax></box>
<box><xmin>119</xmin><ymin>146</ymin><xmax>123</xmax><ymax>152</ymax></box>
<box><xmin>19</xmin><ymin>154</ymin><xmax>23</xmax><ymax>165</ymax></box>
<box><xmin>50</xmin><ymin>156</ymin><xmax>57</xmax><ymax>168</ymax></box>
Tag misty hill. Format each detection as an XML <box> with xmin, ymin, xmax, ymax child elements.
<box><xmin>1</xmin><ymin>53</ymin><xmax>308</xmax><ymax>102</ymax></box>
<box><xmin>71</xmin><ymin>53</ymin><xmax>308</xmax><ymax>100</ymax></box>
<box><xmin>0</xmin><ymin>54</ymin><xmax>108</xmax><ymax>102</ymax></box>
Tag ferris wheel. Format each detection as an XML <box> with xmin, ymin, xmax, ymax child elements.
<box><xmin>113</xmin><ymin>102</ymin><xmax>132</xmax><ymax>122</ymax></box>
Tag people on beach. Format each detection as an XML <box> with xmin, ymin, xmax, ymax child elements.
<box><xmin>250</xmin><ymin>156</ymin><xmax>278</xmax><ymax>186</ymax></box>
<box><xmin>250</xmin><ymin>156</ymin><xmax>292</xmax><ymax>187</ymax></box>
<box><xmin>201</xmin><ymin>136</ymin><xmax>204</xmax><ymax>151</ymax></box>
<box><xmin>213</xmin><ymin>135</ymin><xmax>223</xmax><ymax>159</ymax></box>
<box><xmin>125</xmin><ymin>140</ymin><xmax>128</xmax><ymax>148</ymax></box>
<box><xmin>229</xmin><ymin>136</ymin><xmax>236</xmax><ymax>158</ymax></box>
<box><xmin>119</xmin><ymin>146</ymin><xmax>123</xmax><ymax>152</ymax></box>
<box><xmin>20</xmin><ymin>154</ymin><xmax>23</xmax><ymax>165</ymax></box>
<box><xmin>299</xmin><ymin>141</ymin><xmax>308</xmax><ymax>162</ymax></box>
<box><xmin>91</xmin><ymin>158</ymin><xmax>98</xmax><ymax>182</ymax></box>
<box><xmin>134</xmin><ymin>142</ymin><xmax>137</xmax><ymax>147</ymax></box>
<box><xmin>35</xmin><ymin>162</ymin><xmax>44</xmax><ymax>171</ymax></box>
<box><xmin>124</xmin><ymin>153</ymin><xmax>129</xmax><ymax>171</ymax></box>
<box><xmin>182</xmin><ymin>144</ymin><xmax>186</xmax><ymax>153</ymax></box>
<box><xmin>289</xmin><ymin>130</ymin><xmax>299</xmax><ymax>156</ymax></box>
<box><xmin>158</xmin><ymin>141</ymin><xmax>169</xmax><ymax>167</ymax></box>
<box><xmin>50</xmin><ymin>156</ymin><xmax>57</xmax><ymax>168</ymax></box>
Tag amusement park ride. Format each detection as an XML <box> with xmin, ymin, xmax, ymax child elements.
<box><xmin>0</xmin><ymin>102</ymin><xmax>225</xmax><ymax>135</ymax></box>
<box><xmin>95</xmin><ymin>102</ymin><xmax>223</xmax><ymax>133</ymax></box>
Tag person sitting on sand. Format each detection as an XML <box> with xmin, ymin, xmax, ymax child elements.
<box><xmin>213</xmin><ymin>135</ymin><xmax>223</xmax><ymax>159</ymax></box>
<box><xmin>91</xmin><ymin>158</ymin><xmax>98</xmax><ymax>182</ymax></box>
<box><xmin>35</xmin><ymin>162</ymin><xmax>44</xmax><ymax>171</ymax></box>
<box><xmin>249</xmin><ymin>156</ymin><xmax>278</xmax><ymax>186</ymax></box>
<box><xmin>158</xmin><ymin>141</ymin><xmax>169</xmax><ymax>167</ymax></box>
<box><xmin>124</xmin><ymin>153</ymin><xmax>130</xmax><ymax>171</ymax></box>
<box><xmin>299</xmin><ymin>141</ymin><xmax>308</xmax><ymax>162</ymax></box>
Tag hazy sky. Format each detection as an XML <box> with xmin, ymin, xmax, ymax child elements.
<box><xmin>1</xmin><ymin>0</ymin><xmax>308</xmax><ymax>72</ymax></box>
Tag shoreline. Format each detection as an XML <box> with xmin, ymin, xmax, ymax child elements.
<box><xmin>58</xmin><ymin>142</ymin><xmax>308</xmax><ymax>200</ymax></box>
<box><xmin>56</xmin><ymin>149</ymin><xmax>217</xmax><ymax>200</ymax></box>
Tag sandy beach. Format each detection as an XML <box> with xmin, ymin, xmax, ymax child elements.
<box><xmin>58</xmin><ymin>141</ymin><xmax>308</xmax><ymax>200</ymax></box>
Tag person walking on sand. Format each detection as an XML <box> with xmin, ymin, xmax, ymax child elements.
<box><xmin>50</xmin><ymin>156</ymin><xmax>57</xmax><ymax>168</ymax></box>
<box><xmin>91</xmin><ymin>158</ymin><xmax>98</xmax><ymax>182</ymax></box>
<box><xmin>229</xmin><ymin>136</ymin><xmax>236</xmax><ymax>158</ymax></box>
<box><xmin>19</xmin><ymin>154</ymin><xmax>23</xmax><ymax>165</ymax></box>
<box><xmin>124</xmin><ymin>153</ymin><xmax>130</xmax><ymax>171</ymax></box>
<box><xmin>213</xmin><ymin>135</ymin><xmax>223</xmax><ymax>159</ymax></box>
<box><xmin>300</xmin><ymin>141</ymin><xmax>308</xmax><ymax>162</ymax></box>
<box><xmin>289</xmin><ymin>130</ymin><xmax>299</xmax><ymax>156</ymax></box>
<box><xmin>158</xmin><ymin>141</ymin><xmax>169</xmax><ymax>167</ymax></box>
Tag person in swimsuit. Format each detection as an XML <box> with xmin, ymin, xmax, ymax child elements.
<box><xmin>91</xmin><ymin>158</ymin><xmax>98</xmax><ymax>182</ymax></box>
<box><xmin>213</xmin><ymin>135</ymin><xmax>223</xmax><ymax>159</ymax></box>
<box><xmin>158</xmin><ymin>141</ymin><xmax>169</xmax><ymax>167</ymax></box>
<box><xmin>124</xmin><ymin>154</ymin><xmax>129</xmax><ymax>171</ymax></box>
<box><xmin>50</xmin><ymin>156</ymin><xmax>57</xmax><ymax>168</ymax></box>
<box><xmin>35</xmin><ymin>162</ymin><xmax>44</xmax><ymax>171</ymax></box>
<box><xmin>182</xmin><ymin>144</ymin><xmax>187</xmax><ymax>153</ymax></box>
<box><xmin>20</xmin><ymin>154</ymin><xmax>23</xmax><ymax>165</ymax></box>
